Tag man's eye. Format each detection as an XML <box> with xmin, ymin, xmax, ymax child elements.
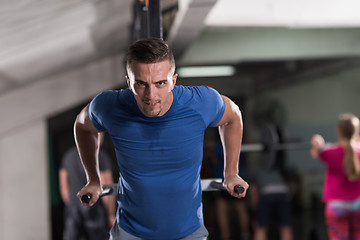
<box><xmin>136</xmin><ymin>82</ymin><xmax>146</xmax><ymax>86</ymax></box>
<box><xmin>157</xmin><ymin>81</ymin><xmax>167</xmax><ymax>86</ymax></box>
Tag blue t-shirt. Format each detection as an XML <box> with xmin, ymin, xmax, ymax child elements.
<box><xmin>89</xmin><ymin>85</ymin><xmax>225</xmax><ymax>239</ymax></box>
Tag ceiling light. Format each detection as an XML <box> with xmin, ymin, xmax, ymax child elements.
<box><xmin>177</xmin><ymin>65</ymin><xmax>235</xmax><ymax>78</ymax></box>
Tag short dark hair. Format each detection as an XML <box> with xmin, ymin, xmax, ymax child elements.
<box><xmin>126</xmin><ymin>38</ymin><xmax>175</xmax><ymax>75</ymax></box>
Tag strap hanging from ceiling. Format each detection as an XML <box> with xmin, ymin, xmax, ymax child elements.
<box><xmin>131</xmin><ymin>0</ymin><xmax>162</xmax><ymax>43</ymax></box>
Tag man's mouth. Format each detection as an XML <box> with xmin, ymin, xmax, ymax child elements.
<box><xmin>145</xmin><ymin>101</ymin><xmax>159</xmax><ymax>106</ymax></box>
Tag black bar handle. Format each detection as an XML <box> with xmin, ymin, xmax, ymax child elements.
<box><xmin>234</xmin><ymin>185</ymin><xmax>245</xmax><ymax>194</ymax></box>
<box><xmin>81</xmin><ymin>193</ymin><xmax>92</xmax><ymax>204</ymax></box>
<box><xmin>209</xmin><ymin>181</ymin><xmax>245</xmax><ymax>194</ymax></box>
<box><xmin>80</xmin><ymin>185</ymin><xmax>115</xmax><ymax>204</ymax></box>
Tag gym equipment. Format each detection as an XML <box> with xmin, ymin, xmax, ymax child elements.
<box><xmin>241</xmin><ymin>124</ymin><xmax>310</xmax><ymax>156</ymax></box>
<box><xmin>202</xmin><ymin>179</ymin><xmax>245</xmax><ymax>194</ymax></box>
<box><xmin>81</xmin><ymin>179</ymin><xmax>245</xmax><ymax>204</ymax></box>
<box><xmin>207</xmin><ymin>180</ymin><xmax>245</xmax><ymax>194</ymax></box>
<box><xmin>131</xmin><ymin>0</ymin><xmax>162</xmax><ymax>43</ymax></box>
<box><xmin>81</xmin><ymin>184</ymin><xmax>117</xmax><ymax>204</ymax></box>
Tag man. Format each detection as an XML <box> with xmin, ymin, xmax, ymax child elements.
<box><xmin>59</xmin><ymin>133</ymin><xmax>116</xmax><ymax>240</ymax></box>
<box><xmin>74</xmin><ymin>37</ymin><xmax>248</xmax><ymax>239</ymax></box>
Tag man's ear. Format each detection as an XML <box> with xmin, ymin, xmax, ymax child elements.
<box><xmin>126</xmin><ymin>76</ymin><xmax>131</xmax><ymax>89</ymax></box>
<box><xmin>171</xmin><ymin>73</ymin><xmax>178</xmax><ymax>90</ymax></box>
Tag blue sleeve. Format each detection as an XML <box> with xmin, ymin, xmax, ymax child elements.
<box><xmin>195</xmin><ymin>86</ymin><xmax>225</xmax><ymax>127</ymax></box>
<box><xmin>88</xmin><ymin>91</ymin><xmax>116</xmax><ymax>132</ymax></box>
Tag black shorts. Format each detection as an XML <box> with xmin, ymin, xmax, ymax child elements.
<box><xmin>255</xmin><ymin>193</ymin><xmax>292</xmax><ymax>227</ymax></box>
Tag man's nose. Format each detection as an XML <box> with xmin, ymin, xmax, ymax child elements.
<box><xmin>145</xmin><ymin>84</ymin><xmax>156</xmax><ymax>99</ymax></box>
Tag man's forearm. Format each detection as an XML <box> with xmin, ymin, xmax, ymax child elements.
<box><xmin>216</xmin><ymin>96</ymin><xmax>243</xmax><ymax>179</ymax></box>
<box><xmin>74</xmin><ymin>107</ymin><xmax>101</xmax><ymax>184</ymax></box>
<box><xmin>219</xmin><ymin>118</ymin><xmax>243</xmax><ymax>178</ymax></box>
<box><xmin>100</xmin><ymin>171</ymin><xmax>116</xmax><ymax>227</ymax></box>
<box><xmin>75</xmin><ymin>125</ymin><xmax>101</xmax><ymax>184</ymax></box>
<box><xmin>218</xmin><ymin>111</ymin><xmax>248</xmax><ymax>198</ymax></box>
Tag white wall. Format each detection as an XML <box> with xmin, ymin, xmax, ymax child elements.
<box><xmin>0</xmin><ymin>54</ymin><xmax>125</xmax><ymax>240</ymax></box>
<box><xmin>0</xmin><ymin>120</ymin><xmax>48</xmax><ymax>239</ymax></box>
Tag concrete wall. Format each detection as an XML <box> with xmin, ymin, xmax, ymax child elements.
<box><xmin>0</xmin><ymin>54</ymin><xmax>125</xmax><ymax>240</ymax></box>
<box><xmin>0</xmin><ymin>121</ymin><xmax>48</xmax><ymax>239</ymax></box>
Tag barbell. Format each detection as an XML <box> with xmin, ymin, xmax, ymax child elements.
<box><xmin>240</xmin><ymin>123</ymin><xmax>310</xmax><ymax>157</ymax></box>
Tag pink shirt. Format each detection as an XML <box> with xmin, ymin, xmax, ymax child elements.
<box><xmin>320</xmin><ymin>143</ymin><xmax>360</xmax><ymax>202</ymax></box>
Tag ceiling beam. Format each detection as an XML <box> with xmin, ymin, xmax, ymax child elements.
<box><xmin>167</xmin><ymin>0</ymin><xmax>217</xmax><ymax>59</ymax></box>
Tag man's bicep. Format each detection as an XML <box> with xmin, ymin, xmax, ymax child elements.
<box><xmin>215</xmin><ymin>95</ymin><xmax>241</xmax><ymax>127</ymax></box>
<box><xmin>75</xmin><ymin>104</ymin><xmax>101</xmax><ymax>134</ymax></box>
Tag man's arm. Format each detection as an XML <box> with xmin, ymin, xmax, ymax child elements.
<box><xmin>59</xmin><ymin>169</ymin><xmax>70</xmax><ymax>205</ymax></box>
<box><xmin>215</xmin><ymin>95</ymin><xmax>248</xmax><ymax>198</ymax></box>
<box><xmin>74</xmin><ymin>104</ymin><xmax>102</xmax><ymax>206</ymax></box>
<box><xmin>100</xmin><ymin>170</ymin><xmax>117</xmax><ymax>228</ymax></box>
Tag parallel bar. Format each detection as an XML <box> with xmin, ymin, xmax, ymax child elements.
<box><xmin>81</xmin><ymin>179</ymin><xmax>239</xmax><ymax>203</ymax></box>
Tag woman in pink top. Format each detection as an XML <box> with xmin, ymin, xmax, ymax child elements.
<box><xmin>311</xmin><ymin>113</ymin><xmax>360</xmax><ymax>240</ymax></box>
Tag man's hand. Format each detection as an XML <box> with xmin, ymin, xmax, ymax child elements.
<box><xmin>77</xmin><ymin>182</ymin><xmax>102</xmax><ymax>206</ymax></box>
<box><xmin>223</xmin><ymin>174</ymin><xmax>249</xmax><ymax>198</ymax></box>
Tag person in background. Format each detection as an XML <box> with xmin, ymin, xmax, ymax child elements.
<box><xmin>212</xmin><ymin>141</ymin><xmax>251</xmax><ymax>240</ymax></box>
<box><xmin>59</xmin><ymin>132</ymin><xmax>116</xmax><ymax>240</ymax></box>
<box><xmin>249</xmin><ymin>124</ymin><xmax>293</xmax><ymax>240</ymax></box>
<box><xmin>249</xmin><ymin>164</ymin><xmax>293</xmax><ymax>240</ymax></box>
<box><xmin>311</xmin><ymin>113</ymin><xmax>360</xmax><ymax>240</ymax></box>
<box><xmin>74</xmin><ymin>37</ymin><xmax>248</xmax><ymax>239</ymax></box>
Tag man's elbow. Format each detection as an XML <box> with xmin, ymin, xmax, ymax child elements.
<box><xmin>74</xmin><ymin>105</ymin><xmax>97</xmax><ymax>134</ymax></box>
<box><xmin>229</xmin><ymin>106</ymin><xmax>242</xmax><ymax>128</ymax></box>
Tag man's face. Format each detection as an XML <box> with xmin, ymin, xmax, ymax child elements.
<box><xmin>127</xmin><ymin>60</ymin><xmax>177</xmax><ymax>117</ymax></box>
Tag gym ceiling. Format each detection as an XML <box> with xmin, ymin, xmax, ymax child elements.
<box><xmin>1</xmin><ymin>0</ymin><xmax>360</xmax><ymax>96</ymax></box>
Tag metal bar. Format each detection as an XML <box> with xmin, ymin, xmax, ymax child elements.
<box><xmin>82</xmin><ymin>179</ymin><xmax>236</xmax><ymax>203</ymax></box>
<box><xmin>241</xmin><ymin>143</ymin><xmax>264</xmax><ymax>152</ymax></box>
<box><xmin>241</xmin><ymin>142</ymin><xmax>310</xmax><ymax>153</ymax></box>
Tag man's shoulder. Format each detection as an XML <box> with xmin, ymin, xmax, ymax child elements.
<box><xmin>92</xmin><ymin>89</ymin><xmax>132</xmax><ymax>109</ymax></box>
<box><xmin>174</xmin><ymin>84</ymin><xmax>211</xmax><ymax>92</ymax></box>
<box><xmin>173</xmin><ymin>85</ymin><xmax>224</xmax><ymax>125</ymax></box>
<box><xmin>95</xmin><ymin>89</ymin><xmax>130</xmax><ymax>100</ymax></box>
<box><xmin>174</xmin><ymin>85</ymin><xmax>218</xmax><ymax>102</ymax></box>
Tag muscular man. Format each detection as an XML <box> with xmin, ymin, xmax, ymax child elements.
<box><xmin>74</xmin><ymin>37</ymin><xmax>248</xmax><ymax>239</ymax></box>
